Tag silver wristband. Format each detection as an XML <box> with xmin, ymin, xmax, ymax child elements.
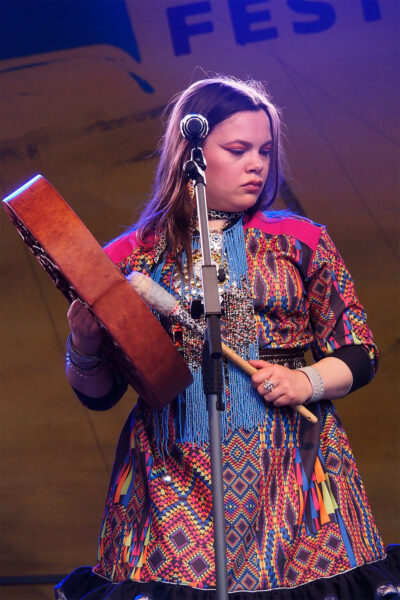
<box><xmin>297</xmin><ymin>366</ymin><xmax>324</xmax><ymax>404</ymax></box>
<box><xmin>66</xmin><ymin>357</ymin><xmax>105</xmax><ymax>378</ymax></box>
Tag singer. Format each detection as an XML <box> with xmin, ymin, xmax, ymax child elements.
<box><xmin>56</xmin><ymin>76</ymin><xmax>399</xmax><ymax>599</ymax></box>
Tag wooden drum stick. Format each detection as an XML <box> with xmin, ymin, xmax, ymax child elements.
<box><xmin>128</xmin><ymin>271</ymin><xmax>318</xmax><ymax>424</ymax></box>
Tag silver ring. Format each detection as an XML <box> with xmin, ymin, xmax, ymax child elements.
<box><xmin>263</xmin><ymin>379</ymin><xmax>274</xmax><ymax>393</ymax></box>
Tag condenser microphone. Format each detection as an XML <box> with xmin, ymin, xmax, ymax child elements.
<box><xmin>180</xmin><ymin>114</ymin><xmax>209</xmax><ymax>141</ymax></box>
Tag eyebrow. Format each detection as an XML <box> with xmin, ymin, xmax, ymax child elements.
<box><xmin>224</xmin><ymin>139</ymin><xmax>272</xmax><ymax>147</ymax></box>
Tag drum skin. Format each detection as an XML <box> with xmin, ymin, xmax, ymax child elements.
<box><xmin>2</xmin><ymin>175</ymin><xmax>193</xmax><ymax>409</ymax></box>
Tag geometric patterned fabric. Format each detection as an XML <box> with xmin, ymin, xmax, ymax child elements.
<box><xmin>94</xmin><ymin>400</ymin><xmax>384</xmax><ymax>591</ymax></box>
<box><xmin>92</xmin><ymin>213</ymin><xmax>384</xmax><ymax>592</ymax></box>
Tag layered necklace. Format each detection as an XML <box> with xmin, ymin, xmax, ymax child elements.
<box><xmin>150</xmin><ymin>209</ymin><xmax>265</xmax><ymax>447</ymax></box>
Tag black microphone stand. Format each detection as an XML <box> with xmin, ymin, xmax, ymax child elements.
<box><xmin>183</xmin><ymin>145</ymin><xmax>229</xmax><ymax>600</ymax></box>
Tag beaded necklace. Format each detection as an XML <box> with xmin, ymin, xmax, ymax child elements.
<box><xmin>151</xmin><ymin>216</ymin><xmax>267</xmax><ymax>448</ymax></box>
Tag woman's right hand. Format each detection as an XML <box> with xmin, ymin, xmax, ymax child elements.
<box><xmin>67</xmin><ymin>299</ymin><xmax>102</xmax><ymax>356</ymax></box>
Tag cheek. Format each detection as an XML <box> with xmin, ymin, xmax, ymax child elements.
<box><xmin>206</xmin><ymin>157</ymin><xmax>230</xmax><ymax>186</ymax></box>
<box><xmin>208</xmin><ymin>165</ymin><xmax>235</xmax><ymax>197</ymax></box>
<box><xmin>209</xmin><ymin>155</ymin><xmax>236</xmax><ymax>177</ymax></box>
<box><xmin>206</xmin><ymin>170</ymin><xmax>224</xmax><ymax>197</ymax></box>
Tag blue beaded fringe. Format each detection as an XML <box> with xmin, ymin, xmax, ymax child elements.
<box><xmin>152</xmin><ymin>219</ymin><xmax>267</xmax><ymax>448</ymax></box>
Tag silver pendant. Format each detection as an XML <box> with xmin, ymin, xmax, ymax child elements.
<box><xmin>162</xmin><ymin>473</ymin><xmax>172</xmax><ymax>484</ymax></box>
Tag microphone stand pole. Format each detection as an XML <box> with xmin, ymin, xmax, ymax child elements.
<box><xmin>183</xmin><ymin>146</ymin><xmax>228</xmax><ymax>600</ymax></box>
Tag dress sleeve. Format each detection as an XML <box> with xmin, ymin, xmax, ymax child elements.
<box><xmin>72</xmin><ymin>374</ymin><xmax>128</xmax><ymax>411</ymax></box>
<box><xmin>305</xmin><ymin>226</ymin><xmax>378</xmax><ymax>392</ymax></box>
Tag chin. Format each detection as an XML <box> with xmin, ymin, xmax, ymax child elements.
<box><xmin>231</xmin><ymin>198</ymin><xmax>259</xmax><ymax>212</ymax></box>
<box><xmin>208</xmin><ymin>195</ymin><xmax>259</xmax><ymax>213</ymax></box>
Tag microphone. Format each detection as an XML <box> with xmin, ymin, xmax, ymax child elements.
<box><xmin>180</xmin><ymin>114</ymin><xmax>209</xmax><ymax>141</ymax></box>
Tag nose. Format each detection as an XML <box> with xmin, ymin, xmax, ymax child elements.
<box><xmin>246</xmin><ymin>152</ymin><xmax>264</xmax><ymax>174</ymax></box>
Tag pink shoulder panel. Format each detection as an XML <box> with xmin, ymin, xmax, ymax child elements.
<box><xmin>103</xmin><ymin>230</ymin><xmax>138</xmax><ymax>264</ymax></box>
<box><xmin>244</xmin><ymin>212</ymin><xmax>321</xmax><ymax>250</ymax></box>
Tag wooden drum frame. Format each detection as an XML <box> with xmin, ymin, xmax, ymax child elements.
<box><xmin>2</xmin><ymin>175</ymin><xmax>193</xmax><ymax>410</ymax></box>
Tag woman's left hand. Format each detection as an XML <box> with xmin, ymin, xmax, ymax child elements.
<box><xmin>249</xmin><ymin>360</ymin><xmax>312</xmax><ymax>407</ymax></box>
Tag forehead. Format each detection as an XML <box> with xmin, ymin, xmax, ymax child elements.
<box><xmin>210</xmin><ymin>110</ymin><xmax>271</xmax><ymax>142</ymax></box>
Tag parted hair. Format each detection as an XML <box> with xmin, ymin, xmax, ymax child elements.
<box><xmin>136</xmin><ymin>76</ymin><xmax>285</xmax><ymax>267</ymax></box>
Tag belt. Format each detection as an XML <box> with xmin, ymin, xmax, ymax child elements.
<box><xmin>259</xmin><ymin>347</ymin><xmax>306</xmax><ymax>370</ymax></box>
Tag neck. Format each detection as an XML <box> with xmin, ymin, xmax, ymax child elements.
<box><xmin>208</xmin><ymin>219</ymin><xmax>228</xmax><ymax>232</ymax></box>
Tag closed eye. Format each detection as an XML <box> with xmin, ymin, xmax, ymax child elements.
<box><xmin>227</xmin><ymin>148</ymin><xmax>245</xmax><ymax>156</ymax></box>
<box><xmin>225</xmin><ymin>147</ymin><xmax>271</xmax><ymax>157</ymax></box>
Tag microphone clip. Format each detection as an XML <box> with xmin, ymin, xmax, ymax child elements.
<box><xmin>191</xmin><ymin>146</ymin><xmax>206</xmax><ymax>170</ymax></box>
<box><xmin>184</xmin><ymin>146</ymin><xmax>207</xmax><ymax>184</ymax></box>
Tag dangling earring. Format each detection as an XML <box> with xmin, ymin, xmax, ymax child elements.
<box><xmin>187</xmin><ymin>179</ymin><xmax>195</xmax><ymax>201</ymax></box>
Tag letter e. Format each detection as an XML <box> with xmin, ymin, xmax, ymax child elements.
<box><xmin>228</xmin><ymin>0</ymin><xmax>278</xmax><ymax>46</ymax></box>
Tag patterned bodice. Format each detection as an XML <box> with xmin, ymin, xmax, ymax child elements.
<box><xmin>109</xmin><ymin>212</ymin><xmax>377</xmax><ymax>372</ymax></box>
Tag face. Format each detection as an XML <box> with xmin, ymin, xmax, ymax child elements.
<box><xmin>202</xmin><ymin>109</ymin><xmax>272</xmax><ymax>212</ymax></box>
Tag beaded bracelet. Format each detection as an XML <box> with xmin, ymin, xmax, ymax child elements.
<box><xmin>297</xmin><ymin>366</ymin><xmax>324</xmax><ymax>404</ymax></box>
<box><xmin>66</xmin><ymin>357</ymin><xmax>106</xmax><ymax>378</ymax></box>
<box><xmin>66</xmin><ymin>334</ymin><xmax>104</xmax><ymax>371</ymax></box>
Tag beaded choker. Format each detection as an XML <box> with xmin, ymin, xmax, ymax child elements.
<box><xmin>207</xmin><ymin>208</ymin><xmax>245</xmax><ymax>221</ymax></box>
<box><xmin>153</xmin><ymin>209</ymin><xmax>246</xmax><ymax>265</ymax></box>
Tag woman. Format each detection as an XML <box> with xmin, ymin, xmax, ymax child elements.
<box><xmin>56</xmin><ymin>77</ymin><xmax>399</xmax><ymax>599</ymax></box>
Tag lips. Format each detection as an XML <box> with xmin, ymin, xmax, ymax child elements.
<box><xmin>242</xmin><ymin>180</ymin><xmax>263</xmax><ymax>191</ymax></box>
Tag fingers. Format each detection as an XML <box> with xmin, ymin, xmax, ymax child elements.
<box><xmin>251</xmin><ymin>363</ymin><xmax>307</xmax><ymax>407</ymax></box>
<box><xmin>257</xmin><ymin>377</ymin><xmax>284</xmax><ymax>406</ymax></box>
<box><xmin>250</xmin><ymin>360</ymin><xmax>274</xmax><ymax>387</ymax></box>
<box><xmin>67</xmin><ymin>299</ymin><xmax>95</xmax><ymax>326</ymax></box>
<box><xmin>249</xmin><ymin>361</ymin><xmax>280</xmax><ymax>403</ymax></box>
<box><xmin>248</xmin><ymin>359</ymin><xmax>272</xmax><ymax>370</ymax></box>
<box><xmin>67</xmin><ymin>298</ymin><xmax>83</xmax><ymax>318</ymax></box>
<box><xmin>68</xmin><ymin>300</ymin><xmax>94</xmax><ymax>329</ymax></box>
<box><xmin>67</xmin><ymin>299</ymin><xmax>102</xmax><ymax>354</ymax></box>
<box><xmin>251</xmin><ymin>363</ymin><xmax>278</xmax><ymax>402</ymax></box>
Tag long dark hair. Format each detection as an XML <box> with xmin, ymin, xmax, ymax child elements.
<box><xmin>136</xmin><ymin>76</ymin><xmax>285</xmax><ymax>267</ymax></box>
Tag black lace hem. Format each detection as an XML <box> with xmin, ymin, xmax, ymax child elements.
<box><xmin>55</xmin><ymin>545</ymin><xmax>400</xmax><ymax>600</ymax></box>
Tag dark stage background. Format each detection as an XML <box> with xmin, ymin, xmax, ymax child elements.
<box><xmin>0</xmin><ymin>1</ymin><xmax>399</xmax><ymax>598</ymax></box>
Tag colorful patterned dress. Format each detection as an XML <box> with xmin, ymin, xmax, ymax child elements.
<box><xmin>56</xmin><ymin>212</ymin><xmax>399</xmax><ymax>600</ymax></box>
